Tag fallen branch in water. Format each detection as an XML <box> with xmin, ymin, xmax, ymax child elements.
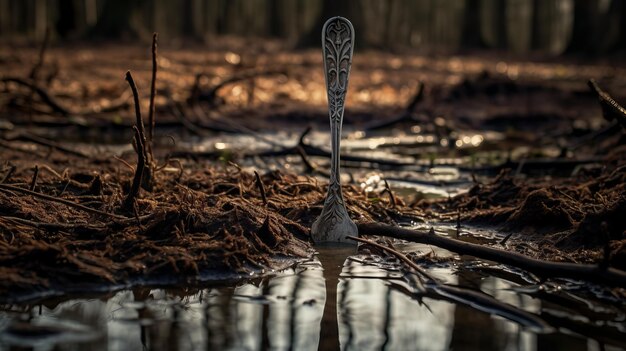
<box><xmin>348</xmin><ymin>236</ymin><xmax>550</xmax><ymax>330</ymax></box>
<box><xmin>356</xmin><ymin>222</ymin><xmax>626</xmax><ymax>287</ymax></box>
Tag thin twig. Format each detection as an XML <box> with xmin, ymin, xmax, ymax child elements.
<box><xmin>253</xmin><ymin>170</ymin><xmax>268</xmax><ymax>206</ymax></box>
<box><xmin>382</xmin><ymin>179</ymin><xmax>396</xmax><ymax>209</ymax></box>
<box><xmin>123</xmin><ymin>127</ymin><xmax>146</xmax><ymax>212</ymax></box>
<box><xmin>0</xmin><ymin>183</ymin><xmax>125</xmax><ymax>219</ymax></box>
<box><xmin>1</xmin><ymin>77</ymin><xmax>69</xmax><ymax>115</ymax></box>
<box><xmin>12</xmin><ymin>132</ymin><xmax>89</xmax><ymax>158</ymax></box>
<box><xmin>125</xmin><ymin>70</ymin><xmax>153</xmax><ymax>190</ymax></box>
<box><xmin>348</xmin><ymin>235</ymin><xmax>551</xmax><ymax>329</ymax></box>
<box><xmin>29</xmin><ymin>165</ymin><xmax>39</xmax><ymax>191</ymax></box>
<box><xmin>588</xmin><ymin>79</ymin><xmax>626</xmax><ymax>128</ymax></box>
<box><xmin>125</xmin><ymin>71</ymin><xmax>146</xmax><ymax>142</ymax></box>
<box><xmin>29</xmin><ymin>26</ymin><xmax>50</xmax><ymax>81</ymax></box>
<box><xmin>148</xmin><ymin>33</ymin><xmax>158</xmax><ymax>149</ymax></box>
<box><xmin>2</xmin><ymin>216</ymin><xmax>106</xmax><ymax>232</ymax></box>
<box><xmin>1</xmin><ymin>165</ymin><xmax>15</xmax><ymax>183</ymax></box>
<box><xmin>348</xmin><ymin>235</ymin><xmax>436</xmax><ymax>282</ymax></box>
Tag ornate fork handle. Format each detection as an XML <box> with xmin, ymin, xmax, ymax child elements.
<box><xmin>311</xmin><ymin>17</ymin><xmax>357</xmax><ymax>243</ymax></box>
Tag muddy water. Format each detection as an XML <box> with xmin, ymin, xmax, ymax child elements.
<box><xmin>1</xmin><ymin>240</ymin><xmax>623</xmax><ymax>351</ymax></box>
<box><xmin>1</xmin><ymin>132</ymin><xmax>624</xmax><ymax>350</ymax></box>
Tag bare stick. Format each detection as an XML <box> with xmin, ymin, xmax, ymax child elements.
<box><xmin>125</xmin><ymin>71</ymin><xmax>146</xmax><ymax>141</ymax></box>
<box><xmin>148</xmin><ymin>33</ymin><xmax>158</xmax><ymax>147</ymax></box>
<box><xmin>356</xmin><ymin>222</ymin><xmax>626</xmax><ymax>287</ymax></box>
<box><xmin>382</xmin><ymin>179</ymin><xmax>396</xmax><ymax>209</ymax></box>
<box><xmin>13</xmin><ymin>132</ymin><xmax>89</xmax><ymax>158</ymax></box>
<box><xmin>125</xmin><ymin>70</ymin><xmax>153</xmax><ymax>190</ymax></box>
<box><xmin>588</xmin><ymin>79</ymin><xmax>626</xmax><ymax>128</ymax></box>
<box><xmin>253</xmin><ymin>171</ymin><xmax>268</xmax><ymax>205</ymax></box>
<box><xmin>0</xmin><ymin>183</ymin><xmax>125</xmax><ymax>219</ymax></box>
<box><xmin>189</xmin><ymin>69</ymin><xmax>285</xmax><ymax>106</ymax></box>
<box><xmin>29</xmin><ymin>165</ymin><xmax>39</xmax><ymax>191</ymax></box>
<box><xmin>1</xmin><ymin>165</ymin><xmax>15</xmax><ymax>183</ymax></box>
<box><xmin>348</xmin><ymin>235</ymin><xmax>550</xmax><ymax>329</ymax></box>
<box><xmin>348</xmin><ymin>235</ymin><xmax>436</xmax><ymax>282</ymax></box>
<box><xmin>1</xmin><ymin>77</ymin><xmax>69</xmax><ymax>115</ymax></box>
<box><xmin>123</xmin><ymin>127</ymin><xmax>146</xmax><ymax>212</ymax></box>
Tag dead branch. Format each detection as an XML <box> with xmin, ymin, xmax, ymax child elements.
<box><xmin>348</xmin><ymin>235</ymin><xmax>436</xmax><ymax>282</ymax></box>
<box><xmin>125</xmin><ymin>70</ymin><xmax>154</xmax><ymax>190</ymax></box>
<box><xmin>382</xmin><ymin>179</ymin><xmax>396</xmax><ymax>209</ymax></box>
<box><xmin>6</xmin><ymin>132</ymin><xmax>89</xmax><ymax>158</ymax></box>
<box><xmin>405</xmin><ymin>81</ymin><xmax>425</xmax><ymax>113</ymax></box>
<box><xmin>1</xmin><ymin>77</ymin><xmax>69</xmax><ymax>115</ymax></box>
<box><xmin>29</xmin><ymin>165</ymin><xmax>39</xmax><ymax>191</ymax></box>
<box><xmin>365</xmin><ymin>82</ymin><xmax>425</xmax><ymax>131</ymax></box>
<box><xmin>122</xmin><ymin>127</ymin><xmax>146</xmax><ymax>212</ymax></box>
<box><xmin>28</xmin><ymin>27</ymin><xmax>51</xmax><ymax>81</ymax></box>
<box><xmin>0</xmin><ymin>183</ymin><xmax>125</xmax><ymax>219</ymax></box>
<box><xmin>356</xmin><ymin>222</ymin><xmax>626</xmax><ymax>287</ymax></box>
<box><xmin>254</xmin><ymin>171</ymin><xmax>268</xmax><ymax>206</ymax></box>
<box><xmin>1</xmin><ymin>165</ymin><xmax>15</xmax><ymax>183</ymax></box>
<box><xmin>588</xmin><ymin>79</ymin><xmax>626</xmax><ymax>129</ymax></box>
<box><xmin>189</xmin><ymin>69</ymin><xmax>285</xmax><ymax>106</ymax></box>
<box><xmin>148</xmin><ymin>33</ymin><xmax>158</xmax><ymax>145</ymax></box>
<box><xmin>349</xmin><ymin>236</ymin><xmax>550</xmax><ymax>329</ymax></box>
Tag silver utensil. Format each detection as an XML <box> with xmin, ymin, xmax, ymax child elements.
<box><xmin>311</xmin><ymin>17</ymin><xmax>357</xmax><ymax>243</ymax></box>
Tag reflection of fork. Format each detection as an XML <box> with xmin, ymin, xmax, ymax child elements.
<box><xmin>311</xmin><ymin>17</ymin><xmax>357</xmax><ymax>243</ymax></box>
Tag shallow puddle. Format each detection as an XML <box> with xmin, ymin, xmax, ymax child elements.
<box><xmin>1</xmin><ymin>242</ymin><xmax>623</xmax><ymax>351</ymax></box>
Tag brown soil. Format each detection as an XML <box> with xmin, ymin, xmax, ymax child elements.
<box><xmin>2</xmin><ymin>40</ymin><xmax>626</xmax><ymax>300</ymax></box>
<box><xmin>0</xmin><ymin>149</ymin><xmax>422</xmax><ymax>301</ymax></box>
<box><xmin>421</xmin><ymin>163</ymin><xmax>626</xmax><ymax>269</ymax></box>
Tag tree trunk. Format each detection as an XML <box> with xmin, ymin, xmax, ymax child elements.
<box><xmin>90</xmin><ymin>0</ymin><xmax>144</xmax><ymax>39</ymax></box>
<box><xmin>461</xmin><ymin>0</ymin><xmax>482</xmax><ymax>48</ymax></box>
<box><xmin>295</xmin><ymin>0</ymin><xmax>359</xmax><ymax>48</ymax></box>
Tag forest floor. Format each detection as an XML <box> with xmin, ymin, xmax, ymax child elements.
<box><xmin>0</xmin><ymin>39</ymin><xmax>625</xmax><ymax>301</ymax></box>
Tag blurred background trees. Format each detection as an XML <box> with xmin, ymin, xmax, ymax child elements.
<box><xmin>0</xmin><ymin>0</ymin><xmax>624</xmax><ymax>55</ymax></box>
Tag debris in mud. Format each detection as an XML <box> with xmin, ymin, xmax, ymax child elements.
<box><xmin>421</xmin><ymin>164</ymin><xmax>626</xmax><ymax>269</ymax></box>
<box><xmin>0</xmin><ymin>148</ymin><xmax>424</xmax><ymax>301</ymax></box>
<box><xmin>1</xmin><ymin>36</ymin><xmax>626</xmax><ymax>303</ymax></box>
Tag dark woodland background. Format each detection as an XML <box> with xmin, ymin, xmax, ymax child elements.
<box><xmin>1</xmin><ymin>0</ymin><xmax>626</xmax><ymax>56</ymax></box>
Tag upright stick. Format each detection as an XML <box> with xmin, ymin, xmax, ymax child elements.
<box><xmin>311</xmin><ymin>17</ymin><xmax>357</xmax><ymax>243</ymax></box>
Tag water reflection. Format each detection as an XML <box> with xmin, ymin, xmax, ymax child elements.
<box><xmin>0</xmin><ymin>246</ymin><xmax>624</xmax><ymax>351</ymax></box>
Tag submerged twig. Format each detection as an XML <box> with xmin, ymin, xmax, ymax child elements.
<box><xmin>348</xmin><ymin>236</ymin><xmax>550</xmax><ymax>330</ymax></box>
<box><xmin>357</xmin><ymin>222</ymin><xmax>626</xmax><ymax>287</ymax></box>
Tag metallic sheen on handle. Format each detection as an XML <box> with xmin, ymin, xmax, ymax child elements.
<box><xmin>311</xmin><ymin>17</ymin><xmax>357</xmax><ymax>243</ymax></box>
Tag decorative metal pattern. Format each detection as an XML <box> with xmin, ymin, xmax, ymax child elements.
<box><xmin>311</xmin><ymin>17</ymin><xmax>357</xmax><ymax>243</ymax></box>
